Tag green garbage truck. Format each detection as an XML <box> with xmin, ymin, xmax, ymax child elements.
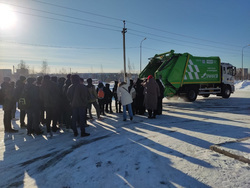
<box><xmin>139</xmin><ymin>50</ymin><xmax>236</xmax><ymax>102</ymax></box>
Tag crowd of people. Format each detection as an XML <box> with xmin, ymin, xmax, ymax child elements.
<box><xmin>1</xmin><ymin>74</ymin><xmax>164</xmax><ymax>137</ymax></box>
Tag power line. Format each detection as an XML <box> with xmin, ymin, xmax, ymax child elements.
<box><xmin>29</xmin><ymin>0</ymin><xmax>243</xmax><ymax>48</ymax></box>
<box><xmin>0</xmin><ymin>1</ymin><xmax>121</xmax><ymax>30</ymax></box>
<box><xmin>14</xmin><ymin>10</ymin><xmax>121</xmax><ymax>32</ymax></box>
<box><xmin>127</xmin><ymin>32</ymin><xmax>242</xmax><ymax>56</ymax></box>
<box><xmin>0</xmin><ymin>0</ymin><xmax>247</xmax><ymax>56</ymax></box>
<box><xmin>30</xmin><ymin>0</ymin><xmax>123</xmax><ymax>22</ymax></box>
<box><xmin>126</xmin><ymin>21</ymin><xmax>243</xmax><ymax>48</ymax></box>
<box><xmin>0</xmin><ymin>39</ymin><xmax>137</xmax><ymax>50</ymax></box>
<box><xmin>128</xmin><ymin>28</ymin><xmax>239</xmax><ymax>52</ymax></box>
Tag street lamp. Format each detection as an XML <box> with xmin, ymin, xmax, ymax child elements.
<box><xmin>140</xmin><ymin>37</ymin><xmax>147</xmax><ymax>73</ymax></box>
<box><xmin>241</xmin><ymin>44</ymin><xmax>250</xmax><ymax>80</ymax></box>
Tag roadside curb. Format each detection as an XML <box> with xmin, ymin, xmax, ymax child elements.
<box><xmin>210</xmin><ymin>137</ymin><xmax>250</xmax><ymax>164</ymax></box>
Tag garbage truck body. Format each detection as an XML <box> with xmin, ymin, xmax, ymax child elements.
<box><xmin>139</xmin><ymin>50</ymin><xmax>236</xmax><ymax>102</ymax></box>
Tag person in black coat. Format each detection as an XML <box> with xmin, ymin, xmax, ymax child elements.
<box><xmin>113</xmin><ymin>81</ymin><xmax>122</xmax><ymax>113</ymax></box>
<box><xmin>10</xmin><ymin>81</ymin><xmax>17</xmax><ymax>120</ymax></box>
<box><xmin>40</xmin><ymin>75</ymin><xmax>60</xmax><ymax>136</ymax></box>
<box><xmin>134</xmin><ymin>78</ymin><xmax>145</xmax><ymax>115</ymax></box>
<box><xmin>1</xmin><ymin>77</ymin><xmax>18</xmax><ymax>133</ymax></box>
<box><xmin>62</xmin><ymin>74</ymin><xmax>72</xmax><ymax>129</ymax></box>
<box><xmin>15</xmin><ymin>75</ymin><xmax>26</xmax><ymax>128</ymax></box>
<box><xmin>128</xmin><ymin>79</ymin><xmax>136</xmax><ymax>115</ymax></box>
<box><xmin>104</xmin><ymin>83</ymin><xmax>113</xmax><ymax>113</ymax></box>
<box><xmin>57</xmin><ymin>77</ymin><xmax>66</xmax><ymax>126</ymax></box>
<box><xmin>36</xmin><ymin>76</ymin><xmax>45</xmax><ymax>125</ymax></box>
<box><xmin>67</xmin><ymin>74</ymin><xmax>90</xmax><ymax>137</ymax></box>
<box><xmin>156</xmin><ymin>79</ymin><xmax>164</xmax><ymax>115</ymax></box>
<box><xmin>25</xmin><ymin>77</ymin><xmax>43</xmax><ymax>135</ymax></box>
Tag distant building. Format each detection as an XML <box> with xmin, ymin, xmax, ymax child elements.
<box><xmin>243</xmin><ymin>68</ymin><xmax>248</xmax><ymax>79</ymax></box>
<box><xmin>236</xmin><ymin>68</ymin><xmax>249</xmax><ymax>80</ymax></box>
<box><xmin>0</xmin><ymin>69</ymin><xmax>12</xmax><ymax>82</ymax></box>
<box><xmin>16</xmin><ymin>68</ymin><xmax>29</xmax><ymax>77</ymax></box>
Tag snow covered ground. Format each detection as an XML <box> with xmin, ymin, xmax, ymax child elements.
<box><xmin>0</xmin><ymin>81</ymin><xmax>250</xmax><ymax>188</ymax></box>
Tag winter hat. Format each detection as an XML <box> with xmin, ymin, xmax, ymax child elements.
<box><xmin>58</xmin><ymin>77</ymin><xmax>66</xmax><ymax>85</ymax></box>
<box><xmin>43</xmin><ymin>75</ymin><xmax>50</xmax><ymax>80</ymax></box>
<box><xmin>147</xmin><ymin>75</ymin><xmax>153</xmax><ymax>79</ymax></box>
<box><xmin>4</xmin><ymin>77</ymin><xmax>11</xmax><ymax>82</ymax></box>
<box><xmin>87</xmin><ymin>78</ymin><xmax>92</xmax><ymax>84</ymax></box>
<box><xmin>71</xmin><ymin>74</ymin><xmax>80</xmax><ymax>84</ymax></box>
<box><xmin>98</xmin><ymin>82</ymin><xmax>104</xmax><ymax>88</ymax></box>
<box><xmin>67</xmin><ymin>74</ymin><xmax>71</xmax><ymax>79</ymax></box>
<box><xmin>51</xmin><ymin>76</ymin><xmax>58</xmax><ymax>83</ymax></box>
<box><xmin>20</xmin><ymin>76</ymin><xmax>26</xmax><ymax>81</ymax></box>
<box><xmin>27</xmin><ymin>77</ymin><xmax>36</xmax><ymax>84</ymax></box>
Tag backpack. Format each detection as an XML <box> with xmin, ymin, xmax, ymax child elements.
<box><xmin>18</xmin><ymin>87</ymin><xmax>30</xmax><ymax>110</ymax></box>
<box><xmin>97</xmin><ymin>88</ymin><xmax>105</xmax><ymax>99</ymax></box>
<box><xmin>0</xmin><ymin>88</ymin><xmax>4</xmax><ymax>105</ymax></box>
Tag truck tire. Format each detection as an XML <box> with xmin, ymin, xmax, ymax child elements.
<box><xmin>222</xmin><ymin>86</ymin><xmax>231</xmax><ymax>98</ymax></box>
<box><xmin>185</xmin><ymin>88</ymin><xmax>198</xmax><ymax>102</ymax></box>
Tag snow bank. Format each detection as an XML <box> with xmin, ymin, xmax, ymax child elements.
<box><xmin>235</xmin><ymin>80</ymin><xmax>250</xmax><ymax>91</ymax></box>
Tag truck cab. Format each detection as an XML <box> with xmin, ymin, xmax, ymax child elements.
<box><xmin>220</xmin><ymin>63</ymin><xmax>236</xmax><ymax>98</ymax></box>
<box><xmin>221</xmin><ymin>63</ymin><xmax>236</xmax><ymax>90</ymax></box>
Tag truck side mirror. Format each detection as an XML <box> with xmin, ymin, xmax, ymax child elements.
<box><xmin>232</xmin><ymin>67</ymin><xmax>236</xmax><ymax>76</ymax></box>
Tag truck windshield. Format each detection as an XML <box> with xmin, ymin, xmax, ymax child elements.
<box><xmin>227</xmin><ymin>67</ymin><xmax>236</xmax><ymax>76</ymax></box>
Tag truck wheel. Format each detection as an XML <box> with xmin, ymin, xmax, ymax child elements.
<box><xmin>222</xmin><ymin>86</ymin><xmax>231</xmax><ymax>98</ymax></box>
<box><xmin>185</xmin><ymin>88</ymin><xmax>198</xmax><ymax>102</ymax></box>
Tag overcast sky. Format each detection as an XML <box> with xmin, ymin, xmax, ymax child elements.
<box><xmin>0</xmin><ymin>0</ymin><xmax>250</xmax><ymax>74</ymax></box>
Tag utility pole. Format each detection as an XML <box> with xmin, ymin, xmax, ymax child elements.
<box><xmin>140</xmin><ymin>37</ymin><xmax>146</xmax><ymax>73</ymax></box>
<box><xmin>242</xmin><ymin>44</ymin><xmax>250</xmax><ymax>80</ymax></box>
<box><xmin>122</xmin><ymin>20</ymin><xmax>127</xmax><ymax>81</ymax></box>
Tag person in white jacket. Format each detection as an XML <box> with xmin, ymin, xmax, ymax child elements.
<box><xmin>117</xmin><ymin>78</ymin><xmax>133</xmax><ymax>121</ymax></box>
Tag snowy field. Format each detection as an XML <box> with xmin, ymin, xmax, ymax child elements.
<box><xmin>0</xmin><ymin>81</ymin><xmax>250</xmax><ymax>188</ymax></box>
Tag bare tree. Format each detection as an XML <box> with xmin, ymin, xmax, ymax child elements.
<box><xmin>127</xmin><ymin>58</ymin><xmax>135</xmax><ymax>78</ymax></box>
<box><xmin>18</xmin><ymin>60</ymin><xmax>29</xmax><ymax>69</ymax></box>
<box><xmin>59</xmin><ymin>68</ymin><xmax>67</xmax><ymax>74</ymax></box>
<box><xmin>30</xmin><ymin>66</ymin><xmax>35</xmax><ymax>75</ymax></box>
<box><xmin>41</xmin><ymin>60</ymin><xmax>49</xmax><ymax>74</ymax></box>
<box><xmin>17</xmin><ymin>60</ymin><xmax>29</xmax><ymax>77</ymax></box>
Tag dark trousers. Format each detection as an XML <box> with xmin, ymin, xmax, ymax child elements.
<box><xmin>61</xmin><ymin>107</ymin><xmax>72</xmax><ymax>129</ymax></box>
<box><xmin>72</xmin><ymin>106</ymin><xmax>86</xmax><ymax>134</ymax></box>
<box><xmin>11</xmin><ymin>103</ymin><xmax>16</xmax><ymax>118</ymax></box>
<box><xmin>88</xmin><ymin>101</ymin><xmax>100</xmax><ymax>119</ymax></box>
<box><xmin>27</xmin><ymin>109</ymin><xmax>41</xmax><ymax>134</ymax></box>
<box><xmin>115</xmin><ymin>99</ymin><xmax>122</xmax><ymax>113</ymax></box>
<box><xmin>135</xmin><ymin>97</ymin><xmax>145</xmax><ymax>115</ymax></box>
<box><xmin>98</xmin><ymin>99</ymin><xmax>105</xmax><ymax>115</ymax></box>
<box><xmin>45</xmin><ymin>107</ymin><xmax>57</xmax><ymax>132</ymax></box>
<box><xmin>20</xmin><ymin>109</ymin><xmax>26</xmax><ymax>126</ymax></box>
<box><xmin>3</xmin><ymin>110</ymin><xmax>12</xmax><ymax>131</ymax></box>
<box><xmin>40</xmin><ymin>107</ymin><xmax>46</xmax><ymax>124</ymax></box>
<box><xmin>148</xmin><ymin>109</ymin><xmax>157</xmax><ymax>118</ymax></box>
<box><xmin>157</xmin><ymin>97</ymin><xmax>163</xmax><ymax>115</ymax></box>
<box><xmin>105</xmin><ymin>101</ymin><xmax>113</xmax><ymax>113</ymax></box>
